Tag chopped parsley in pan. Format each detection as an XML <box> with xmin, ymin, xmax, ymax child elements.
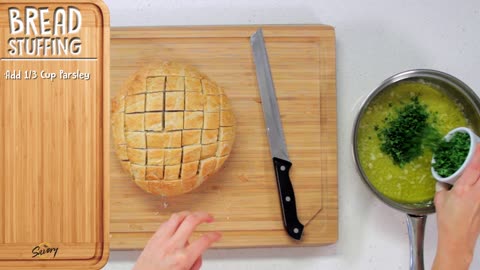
<box><xmin>376</xmin><ymin>96</ymin><xmax>441</xmax><ymax>167</ymax></box>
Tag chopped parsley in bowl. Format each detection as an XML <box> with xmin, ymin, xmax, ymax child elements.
<box><xmin>431</xmin><ymin>127</ymin><xmax>480</xmax><ymax>185</ymax></box>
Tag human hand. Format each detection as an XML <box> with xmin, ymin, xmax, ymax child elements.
<box><xmin>134</xmin><ymin>211</ymin><xmax>221</xmax><ymax>270</ymax></box>
<box><xmin>433</xmin><ymin>145</ymin><xmax>480</xmax><ymax>270</ymax></box>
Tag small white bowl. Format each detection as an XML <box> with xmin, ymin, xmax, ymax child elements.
<box><xmin>431</xmin><ymin>127</ymin><xmax>480</xmax><ymax>185</ymax></box>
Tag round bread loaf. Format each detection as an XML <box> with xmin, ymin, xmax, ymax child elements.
<box><xmin>111</xmin><ymin>62</ymin><xmax>236</xmax><ymax>196</ymax></box>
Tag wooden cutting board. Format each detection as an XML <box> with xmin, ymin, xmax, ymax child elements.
<box><xmin>110</xmin><ymin>25</ymin><xmax>337</xmax><ymax>249</ymax></box>
<box><xmin>0</xmin><ymin>1</ymin><xmax>109</xmax><ymax>269</ymax></box>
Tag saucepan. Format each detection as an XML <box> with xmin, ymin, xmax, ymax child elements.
<box><xmin>352</xmin><ymin>69</ymin><xmax>480</xmax><ymax>270</ymax></box>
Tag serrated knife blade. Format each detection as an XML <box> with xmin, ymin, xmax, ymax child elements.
<box><xmin>250</xmin><ymin>28</ymin><xmax>304</xmax><ymax>240</ymax></box>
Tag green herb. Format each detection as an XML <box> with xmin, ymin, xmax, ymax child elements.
<box><xmin>432</xmin><ymin>132</ymin><xmax>470</xmax><ymax>177</ymax></box>
<box><xmin>422</xmin><ymin>125</ymin><xmax>443</xmax><ymax>150</ymax></box>
<box><xmin>376</xmin><ymin>96</ymin><xmax>441</xmax><ymax>167</ymax></box>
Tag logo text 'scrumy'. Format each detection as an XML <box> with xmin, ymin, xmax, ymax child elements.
<box><xmin>31</xmin><ymin>242</ymin><xmax>59</xmax><ymax>259</ymax></box>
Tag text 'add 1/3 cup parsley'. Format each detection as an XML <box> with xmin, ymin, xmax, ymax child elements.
<box><xmin>432</xmin><ymin>132</ymin><xmax>471</xmax><ymax>178</ymax></box>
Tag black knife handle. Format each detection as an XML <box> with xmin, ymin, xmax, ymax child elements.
<box><xmin>273</xmin><ymin>157</ymin><xmax>304</xmax><ymax>240</ymax></box>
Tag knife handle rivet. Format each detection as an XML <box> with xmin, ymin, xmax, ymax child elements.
<box><xmin>293</xmin><ymin>228</ymin><xmax>299</xmax><ymax>234</ymax></box>
<box><xmin>285</xmin><ymin>196</ymin><xmax>291</xmax><ymax>202</ymax></box>
<box><xmin>280</xmin><ymin>165</ymin><xmax>286</xmax><ymax>171</ymax></box>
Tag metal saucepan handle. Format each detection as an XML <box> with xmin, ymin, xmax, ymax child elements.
<box><xmin>406</xmin><ymin>214</ymin><xmax>427</xmax><ymax>270</ymax></box>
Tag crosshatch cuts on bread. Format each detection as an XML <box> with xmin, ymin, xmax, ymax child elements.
<box><xmin>112</xmin><ymin>62</ymin><xmax>236</xmax><ymax>196</ymax></box>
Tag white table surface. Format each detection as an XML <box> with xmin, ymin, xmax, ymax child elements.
<box><xmin>103</xmin><ymin>0</ymin><xmax>480</xmax><ymax>269</ymax></box>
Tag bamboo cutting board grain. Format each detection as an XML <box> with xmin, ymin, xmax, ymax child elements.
<box><xmin>110</xmin><ymin>25</ymin><xmax>337</xmax><ymax>249</ymax></box>
<box><xmin>0</xmin><ymin>1</ymin><xmax>109</xmax><ymax>269</ymax></box>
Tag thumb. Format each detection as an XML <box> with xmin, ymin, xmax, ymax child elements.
<box><xmin>436</xmin><ymin>182</ymin><xmax>449</xmax><ymax>193</ymax></box>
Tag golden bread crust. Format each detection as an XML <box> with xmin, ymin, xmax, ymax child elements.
<box><xmin>112</xmin><ymin>62</ymin><xmax>236</xmax><ymax>196</ymax></box>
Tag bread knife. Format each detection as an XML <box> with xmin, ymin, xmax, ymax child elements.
<box><xmin>250</xmin><ymin>28</ymin><xmax>304</xmax><ymax>240</ymax></box>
